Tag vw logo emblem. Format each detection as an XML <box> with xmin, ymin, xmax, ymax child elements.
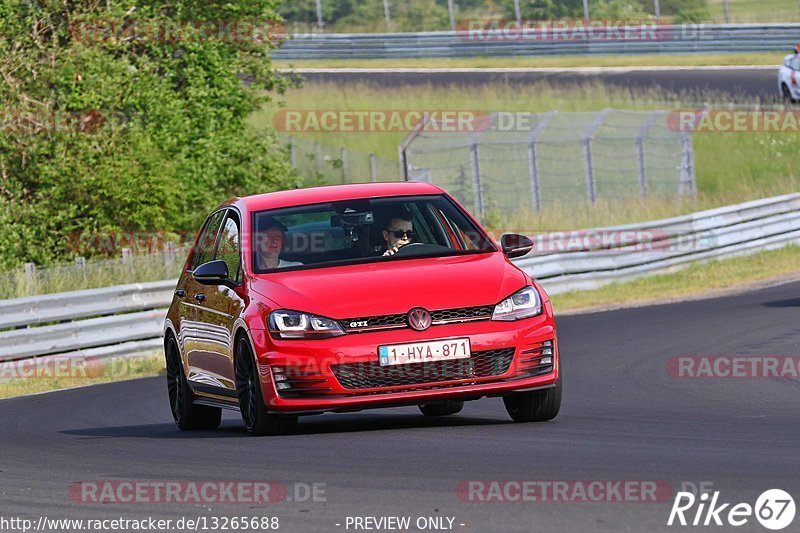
<box><xmin>407</xmin><ymin>307</ymin><xmax>431</xmax><ymax>331</ymax></box>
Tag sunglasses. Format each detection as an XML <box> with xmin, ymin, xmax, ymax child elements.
<box><xmin>388</xmin><ymin>229</ymin><xmax>416</xmax><ymax>239</ymax></box>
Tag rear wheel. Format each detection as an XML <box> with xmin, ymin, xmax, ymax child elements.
<box><xmin>165</xmin><ymin>334</ymin><xmax>221</xmax><ymax>430</ymax></box>
<box><xmin>418</xmin><ymin>400</ymin><xmax>464</xmax><ymax>417</ymax></box>
<box><xmin>235</xmin><ymin>337</ymin><xmax>298</xmax><ymax>436</ymax></box>
<box><xmin>503</xmin><ymin>379</ymin><xmax>562</xmax><ymax>423</ymax></box>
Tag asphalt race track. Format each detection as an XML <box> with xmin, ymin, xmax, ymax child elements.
<box><xmin>1</xmin><ymin>280</ymin><xmax>799</xmax><ymax>532</ymax></box>
<box><xmin>296</xmin><ymin>67</ymin><xmax>779</xmax><ymax>103</ymax></box>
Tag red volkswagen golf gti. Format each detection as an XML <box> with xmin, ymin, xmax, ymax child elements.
<box><xmin>164</xmin><ymin>182</ymin><xmax>561</xmax><ymax>435</ymax></box>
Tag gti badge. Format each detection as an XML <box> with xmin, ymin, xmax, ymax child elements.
<box><xmin>407</xmin><ymin>307</ymin><xmax>431</xmax><ymax>331</ymax></box>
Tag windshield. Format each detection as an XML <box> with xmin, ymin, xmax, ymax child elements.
<box><xmin>251</xmin><ymin>194</ymin><xmax>496</xmax><ymax>273</ymax></box>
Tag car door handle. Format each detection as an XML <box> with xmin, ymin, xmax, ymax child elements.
<box><xmin>174</xmin><ymin>290</ymin><xmax>186</xmax><ymax>298</ymax></box>
<box><xmin>193</xmin><ymin>293</ymin><xmax>206</xmax><ymax>302</ymax></box>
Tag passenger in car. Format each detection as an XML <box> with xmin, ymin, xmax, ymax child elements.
<box><xmin>255</xmin><ymin>218</ymin><xmax>303</xmax><ymax>270</ymax></box>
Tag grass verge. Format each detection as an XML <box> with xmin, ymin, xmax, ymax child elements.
<box><xmin>0</xmin><ymin>255</ymin><xmax>183</xmax><ymax>300</ymax></box>
<box><xmin>708</xmin><ymin>0</ymin><xmax>800</xmax><ymax>23</ymax></box>
<box><xmin>0</xmin><ymin>351</ymin><xmax>165</xmax><ymax>399</ymax></box>
<box><xmin>551</xmin><ymin>244</ymin><xmax>800</xmax><ymax>312</ymax></box>
<box><xmin>275</xmin><ymin>52</ymin><xmax>782</xmax><ymax>70</ymax></box>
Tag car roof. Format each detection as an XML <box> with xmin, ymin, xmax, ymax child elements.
<box><xmin>232</xmin><ymin>182</ymin><xmax>445</xmax><ymax>212</ymax></box>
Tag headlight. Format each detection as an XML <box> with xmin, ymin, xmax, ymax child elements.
<box><xmin>268</xmin><ymin>310</ymin><xmax>345</xmax><ymax>339</ymax></box>
<box><xmin>492</xmin><ymin>286</ymin><xmax>542</xmax><ymax>321</ymax></box>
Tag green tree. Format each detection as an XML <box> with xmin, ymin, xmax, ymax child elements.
<box><xmin>0</xmin><ymin>0</ymin><xmax>297</xmax><ymax>268</ymax></box>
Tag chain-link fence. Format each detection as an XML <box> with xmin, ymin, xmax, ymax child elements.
<box><xmin>285</xmin><ymin>136</ymin><xmax>400</xmax><ymax>185</ymax></box>
<box><xmin>401</xmin><ymin>109</ymin><xmax>695</xmax><ymax>220</ymax></box>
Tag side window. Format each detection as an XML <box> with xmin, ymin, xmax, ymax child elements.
<box><xmin>791</xmin><ymin>56</ymin><xmax>800</xmax><ymax>71</ymax></box>
<box><xmin>192</xmin><ymin>210</ymin><xmax>226</xmax><ymax>270</ymax></box>
<box><xmin>216</xmin><ymin>213</ymin><xmax>241</xmax><ymax>283</ymax></box>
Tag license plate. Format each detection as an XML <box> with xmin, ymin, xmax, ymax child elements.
<box><xmin>378</xmin><ymin>338</ymin><xmax>471</xmax><ymax>366</ymax></box>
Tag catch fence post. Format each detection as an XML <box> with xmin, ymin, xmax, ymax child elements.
<box><xmin>340</xmin><ymin>147</ymin><xmax>349</xmax><ymax>184</ymax></box>
<box><xmin>469</xmin><ymin>142</ymin><xmax>484</xmax><ymax>219</ymax></box>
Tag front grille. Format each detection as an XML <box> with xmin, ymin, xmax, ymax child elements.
<box><xmin>430</xmin><ymin>306</ymin><xmax>494</xmax><ymax>322</ymax></box>
<box><xmin>331</xmin><ymin>348</ymin><xmax>515</xmax><ymax>390</ymax></box>
<box><xmin>339</xmin><ymin>313</ymin><xmax>407</xmax><ymax>332</ymax></box>
<box><xmin>340</xmin><ymin>305</ymin><xmax>494</xmax><ymax>334</ymax></box>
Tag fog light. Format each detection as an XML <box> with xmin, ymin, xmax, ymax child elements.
<box><xmin>542</xmin><ymin>347</ymin><xmax>553</xmax><ymax>356</ymax></box>
<box><xmin>271</xmin><ymin>368</ymin><xmax>287</xmax><ymax>382</ymax></box>
<box><xmin>540</xmin><ymin>356</ymin><xmax>553</xmax><ymax>365</ymax></box>
<box><xmin>275</xmin><ymin>382</ymin><xmax>292</xmax><ymax>391</ymax></box>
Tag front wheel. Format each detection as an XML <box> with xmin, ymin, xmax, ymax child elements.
<box><xmin>165</xmin><ymin>335</ymin><xmax>221</xmax><ymax>430</ymax></box>
<box><xmin>503</xmin><ymin>380</ymin><xmax>562</xmax><ymax>423</ymax></box>
<box><xmin>235</xmin><ymin>337</ymin><xmax>298</xmax><ymax>436</ymax></box>
<box><xmin>782</xmin><ymin>84</ymin><xmax>796</xmax><ymax>104</ymax></box>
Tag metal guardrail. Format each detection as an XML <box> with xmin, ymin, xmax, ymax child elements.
<box><xmin>0</xmin><ymin>310</ymin><xmax>167</xmax><ymax>361</ymax></box>
<box><xmin>272</xmin><ymin>24</ymin><xmax>800</xmax><ymax>60</ymax></box>
<box><xmin>2</xmin><ymin>193</ymin><xmax>800</xmax><ymax>365</ymax></box>
<box><xmin>0</xmin><ymin>280</ymin><xmax>176</xmax><ymax>330</ymax></box>
<box><xmin>0</xmin><ymin>280</ymin><xmax>176</xmax><ymax>363</ymax></box>
<box><xmin>528</xmin><ymin>193</ymin><xmax>800</xmax><ymax>294</ymax></box>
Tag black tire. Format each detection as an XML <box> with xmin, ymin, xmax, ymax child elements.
<box><xmin>418</xmin><ymin>400</ymin><xmax>464</xmax><ymax>417</ymax></box>
<box><xmin>235</xmin><ymin>337</ymin><xmax>298</xmax><ymax>436</ymax></box>
<box><xmin>165</xmin><ymin>334</ymin><xmax>221</xmax><ymax>431</ymax></box>
<box><xmin>782</xmin><ymin>84</ymin><xmax>796</xmax><ymax>104</ymax></box>
<box><xmin>503</xmin><ymin>379</ymin><xmax>562</xmax><ymax>423</ymax></box>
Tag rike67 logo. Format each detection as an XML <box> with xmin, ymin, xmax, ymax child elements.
<box><xmin>668</xmin><ymin>489</ymin><xmax>796</xmax><ymax>530</ymax></box>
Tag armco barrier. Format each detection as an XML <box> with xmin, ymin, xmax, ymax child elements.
<box><xmin>2</xmin><ymin>193</ymin><xmax>800</xmax><ymax>364</ymax></box>
<box><xmin>525</xmin><ymin>193</ymin><xmax>800</xmax><ymax>293</ymax></box>
<box><xmin>272</xmin><ymin>24</ymin><xmax>800</xmax><ymax>60</ymax></box>
<box><xmin>0</xmin><ymin>280</ymin><xmax>176</xmax><ymax>330</ymax></box>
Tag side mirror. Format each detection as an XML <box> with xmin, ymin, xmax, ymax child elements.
<box><xmin>193</xmin><ymin>260</ymin><xmax>233</xmax><ymax>287</ymax></box>
<box><xmin>500</xmin><ymin>233</ymin><xmax>534</xmax><ymax>259</ymax></box>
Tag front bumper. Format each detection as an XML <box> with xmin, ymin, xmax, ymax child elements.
<box><xmin>248</xmin><ymin>313</ymin><xmax>559</xmax><ymax>414</ymax></box>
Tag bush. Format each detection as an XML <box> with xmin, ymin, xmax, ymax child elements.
<box><xmin>0</xmin><ymin>0</ymin><xmax>298</xmax><ymax>269</ymax></box>
<box><xmin>672</xmin><ymin>7</ymin><xmax>710</xmax><ymax>23</ymax></box>
<box><xmin>334</xmin><ymin>0</ymin><xmax>450</xmax><ymax>32</ymax></box>
<box><xmin>661</xmin><ymin>0</ymin><xmax>709</xmax><ymax>21</ymax></box>
<box><xmin>500</xmin><ymin>0</ymin><xmax>585</xmax><ymax>20</ymax></box>
<box><xmin>590</xmin><ymin>0</ymin><xmax>652</xmax><ymax>19</ymax></box>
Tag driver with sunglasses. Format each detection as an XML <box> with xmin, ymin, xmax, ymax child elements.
<box><xmin>381</xmin><ymin>209</ymin><xmax>416</xmax><ymax>257</ymax></box>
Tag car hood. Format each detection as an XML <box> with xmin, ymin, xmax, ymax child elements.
<box><xmin>250</xmin><ymin>252</ymin><xmax>528</xmax><ymax>319</ymax></box>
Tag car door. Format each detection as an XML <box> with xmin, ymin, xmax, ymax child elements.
<box><xmin>791</xmin><ymin>56</ymin><xmax>800</xmax><ymax>96</ymax></box>
<box><xmin>179</xmin><ymin>209</ymin><xmax>225</xmax><ymax>389</ymax></box>
<box><xmin>187</xmin><ymin>209</ymin><xmax>246</xmax><ymax>397</ymax></box>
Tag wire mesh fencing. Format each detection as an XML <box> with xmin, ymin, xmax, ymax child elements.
<box><xmin>400</xmin><ymin>109</ymin><xmax>695</xmax><ymax>220</ymax></box>
<box><xmin>285</xmin><ymin>136</ymin><xmax>400</xmax><ymax>185</ymax></box>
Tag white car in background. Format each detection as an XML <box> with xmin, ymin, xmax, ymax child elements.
<box><xmin>779</xmin><ymin>50</ymin><xmax>800</xmax><ymax>102</ymax></box>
